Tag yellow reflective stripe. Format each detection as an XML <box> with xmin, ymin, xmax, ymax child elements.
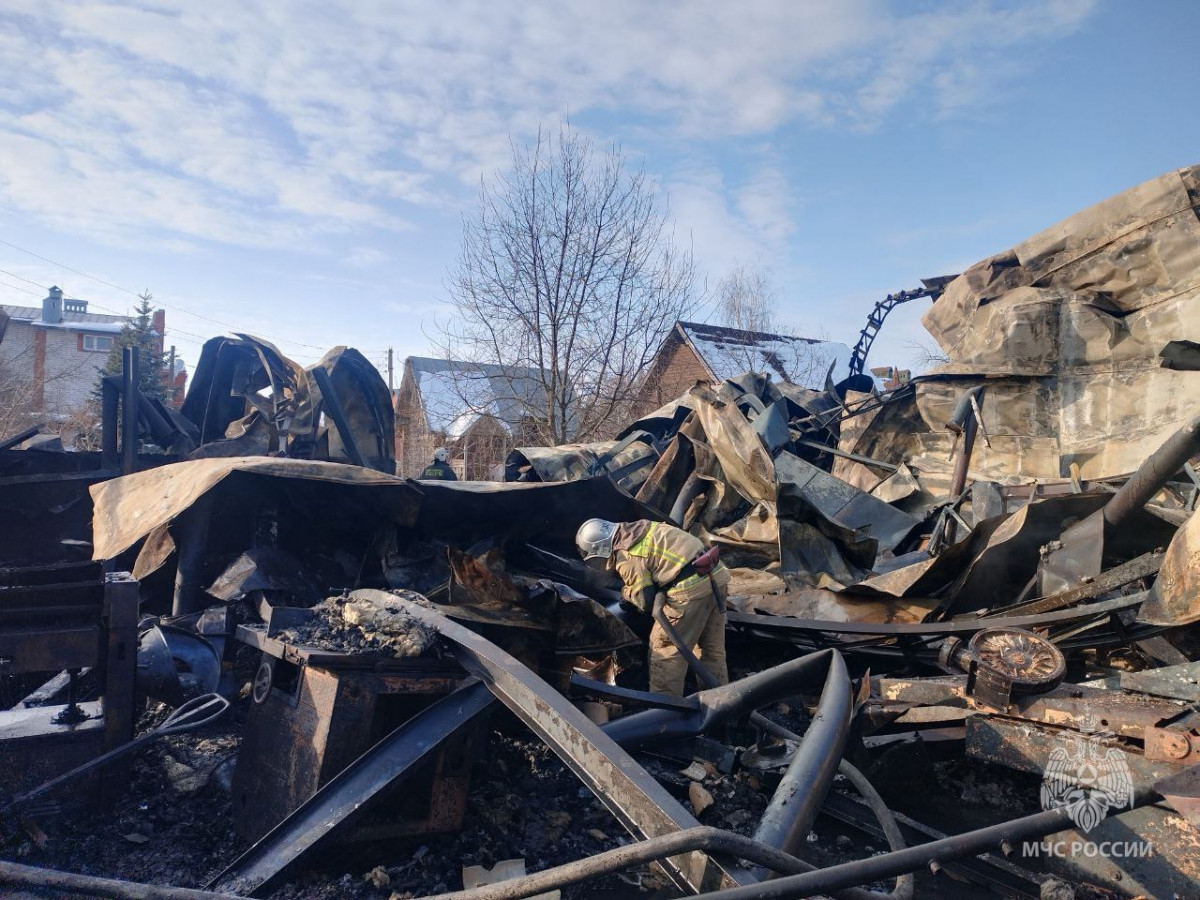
<box><xmin>628</xmin><ymin>522</ymin><xmax>690</xmax><ymax>566</ymax></box>
<box><xmin>629</xmin><ymin>574</ymin><xmax>654</xmax><ymax>591</ymax></box>
<box><xmin>627</xmin><ymin>523</ymin><xmax>657</xmax><ymax>558</ymax></box>
<box><xmin>669</xmin><ymin>572</ymin><xmax>707</xmax><ymax>593</ymax></box>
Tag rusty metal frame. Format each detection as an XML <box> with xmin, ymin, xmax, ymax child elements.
<box><xmin>351</xmin><ymin>589</ymin><xmax>755</xmax><ymax>893</ymax></box>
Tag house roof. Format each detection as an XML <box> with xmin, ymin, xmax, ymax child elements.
<box><xmin>675</xmin><ymin>321</ymin><xmax>852</xmax><ymax>389</ymax></box>
<box><xmin>1</xmin><ymin>303</ymin><xmax>129</xmax><ymax>333</ymax></box>
<box><xmin>406</xmin><ymin>356</ymin><xmax>548</xmax><ymax>437</ymax></box>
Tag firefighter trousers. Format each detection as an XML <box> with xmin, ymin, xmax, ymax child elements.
<box><xmin>648</xmin><ymin>589</ymin><xmax>728</xmax><ymax>696</ymax></box>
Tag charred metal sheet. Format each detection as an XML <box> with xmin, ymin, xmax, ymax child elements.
<box><xmin>993</xmin><ymin>549</ymin><xmax>1163</xmax><ymax>617</ymax></box>
<box><xmin>182</xmin><ymin>334</ymin><xmax>310</xmax><ymax>451</ymax></box>
<box><xmin>506</xmin><ymin>437</ymin><xmax>658</xmax><ymax>493</ymax></box>
<box><xmin>1121</xmin><ymin>661</ymin><xmax>1200</xmax><ymax>702</ymax></box>
<box><xmin>90</xmin><ymin>459</ymin><xmax>649</xmax><ymax>577</ymax></box>
<box><xmin>179</xmin><ymin>336</ymin><xmax>393</xmax><ymax>470</ymax></box>
<box><xmin>1154</xmin><ymin>763</ymin><xmax>1200</xmax><ymax>829</ymax></box>
<box><xmin>1140</xmin><ymin>498</ymin><xmax>1200</xmax><ymax>626</ymax></box>
<box><xmin>348</xmin><ymin>589</ymin><xmax>754</xmax><ymax>893</ymax></box>
<box><xmin>210</xmin><ymin>679</ymin><xmax>496</xmax><ymax>896</ymax></box>
<box><xmin>727</xmin><ymin>590</ymin><xmax>1146</xmax><ymax>638</ymax></box>
<box><xmin>409</xmin><ymin>476</ymin><xmax>659</xmax><ymax>551</ymax></box>
<box><xmin>1041</xmin><ymin>414</ymin><xmax>1200</xmax><ymax>597</ymax></box>
<box><xmin>966</xmin><ymin>717</ymin><xmax>1200</xmax><ymax>899</ymax></box>
<box><xmin>309</xmin><ymin>365</ymin><xmax>367</xmax><ymax>469</ymax></box>
<box><xmin>89</xmin><ymin>457</ymin><xmax>422</xmax><ymax>563</ymax></box>
<box><xmin>774</xmin><ymin>450</ymin><xmax>919</xmax><ymax>553</ymax></box>
<box><xmin>307</xmin><ymin>346</ymin><xmax>394</xmax><ymax>472</ymax></box>
<box><xmin>207</xmin><ymin>547</ymin><xmax>323</xmax><ymax>604</ymax></box>
<box><xmin>916</xmin><ymin>167</ymin><xmax>1200</xmax><ymax>482</ymax></box>
<box><xmin>688</xmin><ymin>382</ymin><xmax>775</xmax><ymax>505</ymax></box>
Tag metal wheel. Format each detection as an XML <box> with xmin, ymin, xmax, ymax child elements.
<box><xmin>251</xmin><ymin>660</ymin><xmax>274</xmax><ymax>704</ymax></box>
<box><xmin>968</xmin><ymin>627</ymin><xmax>1065</xmax><ymax>693</ymax></box>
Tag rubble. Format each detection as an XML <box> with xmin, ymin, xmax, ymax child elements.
<box><xmin>5</xmin><ymin>166</ymin><xmax>1200</xmax><ymax>900</ymax></box>
<box><xmin>275</xmin><ymin>593</ymin><xmax>437</xmax><ymax>658</ymax></box>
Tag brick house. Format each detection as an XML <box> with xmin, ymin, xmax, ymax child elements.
<box><xmin>394</xmin><ymin>356</ymin><xmax>552</xmax><ymax>479</ymax></box>
<box><xmin>0</xmin><ymin>286</ymin><xmax>169</xmax><ymax>418</ymax></box>
<box><xmin>633</xmin><ymin>320</ymin><xmax>854</xmax><ymax>413</ymax></box>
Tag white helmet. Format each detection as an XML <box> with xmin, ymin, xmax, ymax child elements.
<box><xmin>576</xmin><ymin>518</ymin><xmax>617</xmax><ymax>561</ymax></box>
<box><xmin>433</xmin><ymin>448</ymin><xmax>448</xmax><ymax>463</ymax></box>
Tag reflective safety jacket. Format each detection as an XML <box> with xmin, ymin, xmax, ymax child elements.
<box><xmin>611</xmin><ymin>520</ymin><xmax>729</xmax><ymax>611</ymax></box>
<box><xmin>420</xmin><ymin>459</ymin><xmax>457</xmax><ymax>480</ymax></box>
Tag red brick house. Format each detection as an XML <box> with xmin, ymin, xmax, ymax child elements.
<box><xmin>633</xmin><ymin>320</ymin><xmax>853</xmax><ymax>412</ymax></box>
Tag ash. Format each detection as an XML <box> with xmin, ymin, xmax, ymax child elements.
<box><xmin>277</xmin><ymin>591</ymin><xmax>438</xmax><ymax>658</ymax></box>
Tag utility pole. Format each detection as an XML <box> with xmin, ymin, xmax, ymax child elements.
<box><xmin>387</xmin><ymin>347</ymin><xmax>394</xmax><ymax>391</ymax></box>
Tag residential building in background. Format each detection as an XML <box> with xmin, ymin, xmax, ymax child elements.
<box><xmin>394</xmin><ymin>356</ymin><xmax>548</xmax><ymax>479</ymax></box>
<box><xmin>870</xmin><ymin>365</ymin><xmax>912</xmax><ymax>391</ymax></box>
<box><xmin>0</xmin><ymin>286</ymin><xmax>172</xmax><ymax>420</ymax></box>
<box><xmin>633</xmin><ymin>320</ymin><xmax>854</xmax><ymax>413</ymax></box>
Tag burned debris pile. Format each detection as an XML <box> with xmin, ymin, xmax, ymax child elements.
<box><xmin>4</xmin><ymin>167</ymin><xmax>1200</xmax><ymax>900</ymax></box>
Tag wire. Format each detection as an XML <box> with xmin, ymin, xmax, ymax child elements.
<box><xmin>0</xmin><ymin>238</ymin><xmax>330</xmax><ymax>353</ymax></box>
<box><xmin>0</xmin><ymin>276</ymin><xmax>42</xmax><ymax>298</ymax></box>
<box><xmin>1</xmin><ymin>244</ymin><xmax>390</xmax><ymax>369</ymax></box>
<box><xmin>0</xmin><ymin>267</ymin><xmax>48</xmax><ymax>292</ymax></box>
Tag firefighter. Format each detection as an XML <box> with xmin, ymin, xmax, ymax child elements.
<box><xmin>420</xmin><ymin>448</ymin><xmax>457</xmax><ymax>480</ymax></box>
<box><xmin>576</xmin><ymin>518</ymin><xmax>729</xmax><ymax>696</ymax></box>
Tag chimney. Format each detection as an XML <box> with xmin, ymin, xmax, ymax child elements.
<box><xmin>42</xmin><ymin>286</ymin><xmax>63</xmax><ymax>324</ymax></box>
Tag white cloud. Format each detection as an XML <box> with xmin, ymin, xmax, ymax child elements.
<box><xmin>345</xmin><ymin>246</ymin><xmax>388</xmax><ymax>268</ymax></box>
<box><xmin>0</xmin><ymin>0</ymin><xmax>1098</xmax><ymax>253</ymax></box>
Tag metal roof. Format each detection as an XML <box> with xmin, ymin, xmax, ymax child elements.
<box><xmin>676</xmin><ymin>321</ymin><xmax>852</xmax><ymax>389</ymax></box>
<box><xmin>1</xmin><ymin>303</ymin><xmax>130</xmax><ymax>330</ymax></box>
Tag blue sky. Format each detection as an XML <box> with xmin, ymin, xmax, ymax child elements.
<box><xmin>1</xmin><ymin>0</ymin><xmax>1197</xmax><ymax>383</ymax></box>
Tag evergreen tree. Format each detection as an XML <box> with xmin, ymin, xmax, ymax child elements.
<box><xmin>95</xmin><ymin>291</ymin><xmax>166</xmax><ymax>401</ymax></box>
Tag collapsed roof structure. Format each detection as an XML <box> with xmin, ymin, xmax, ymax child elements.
<box><xmin>3</xmin><ymin>166</ymin><xmax>1200</xmax><ymax>900</ymax></box>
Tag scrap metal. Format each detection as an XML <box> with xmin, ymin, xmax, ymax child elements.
<box><xmin>211</xmin><ymin>679</ymin><xmax>497</xmax><ymax>897</ymax></box>
<box><xmin>349</xmin><ymin>589</ymin><xmax>758</xmax><ymax>893</ymax></box>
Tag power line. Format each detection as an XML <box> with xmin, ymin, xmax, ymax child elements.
<box><xmin>0</xmin><ymin>267</ymin><xmax>49</xmax><ymax>292</ymax></box>
<box><xmin>1</xmin><ymin>246</ymin><xmax>392</xmax><ymax>367</ymax></box>
<box><xmin>0</xmin><ymin>237</ymin><xmax>331</xmax><ymax>353</ymax></box>
<box><xmin>0</xmin><ymin>276</ymin><xmax>42</xmax><ymax>298</ymax></box>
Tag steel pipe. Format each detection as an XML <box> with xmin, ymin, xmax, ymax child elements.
<box><xmin>1103</xmin><ymin>414</ymin><xmax>1200</xmax><ymax>527</ymax></box>
<box><xmin>0</xmin><ymin>860</ymin><xmax>246</xmax><ymax>900</ymax></box>
<box><xmin>415</xmin><ymin>826</ymin><xmax>887</xmax><ymax>900</ymax></box>
<box><xmin>693</xmin><ymin>792</ymin><xmax>1160</xmax><ymax>900</ymax></box>
<box><xmin>602</xmin><ymin>649</ymin><xmax>840</xmax><ymax>751</ymax></box>
<box><xmin>752</xmin><ymin>651</ymin><xmax>852</xmax><ymax>866</ymax></box>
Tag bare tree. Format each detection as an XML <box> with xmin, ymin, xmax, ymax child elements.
<box><xmin>436</xmin><ymin>123</ymin><xmax>698</xmax><ymax>445</ymax></box>
<box><xmin>0</xmin><ymin>337</ymin><xmax>99</xmax><ymax>444</ymax></box>
<box><xmin>715</xmin><ymin>263</ymin><xmax>835</xmax><ymax>388</ymax></box>
<box><xmin>904</xmin><ymin>338</ymin><xmax>950</xmax><ymax>374</ymax></box>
